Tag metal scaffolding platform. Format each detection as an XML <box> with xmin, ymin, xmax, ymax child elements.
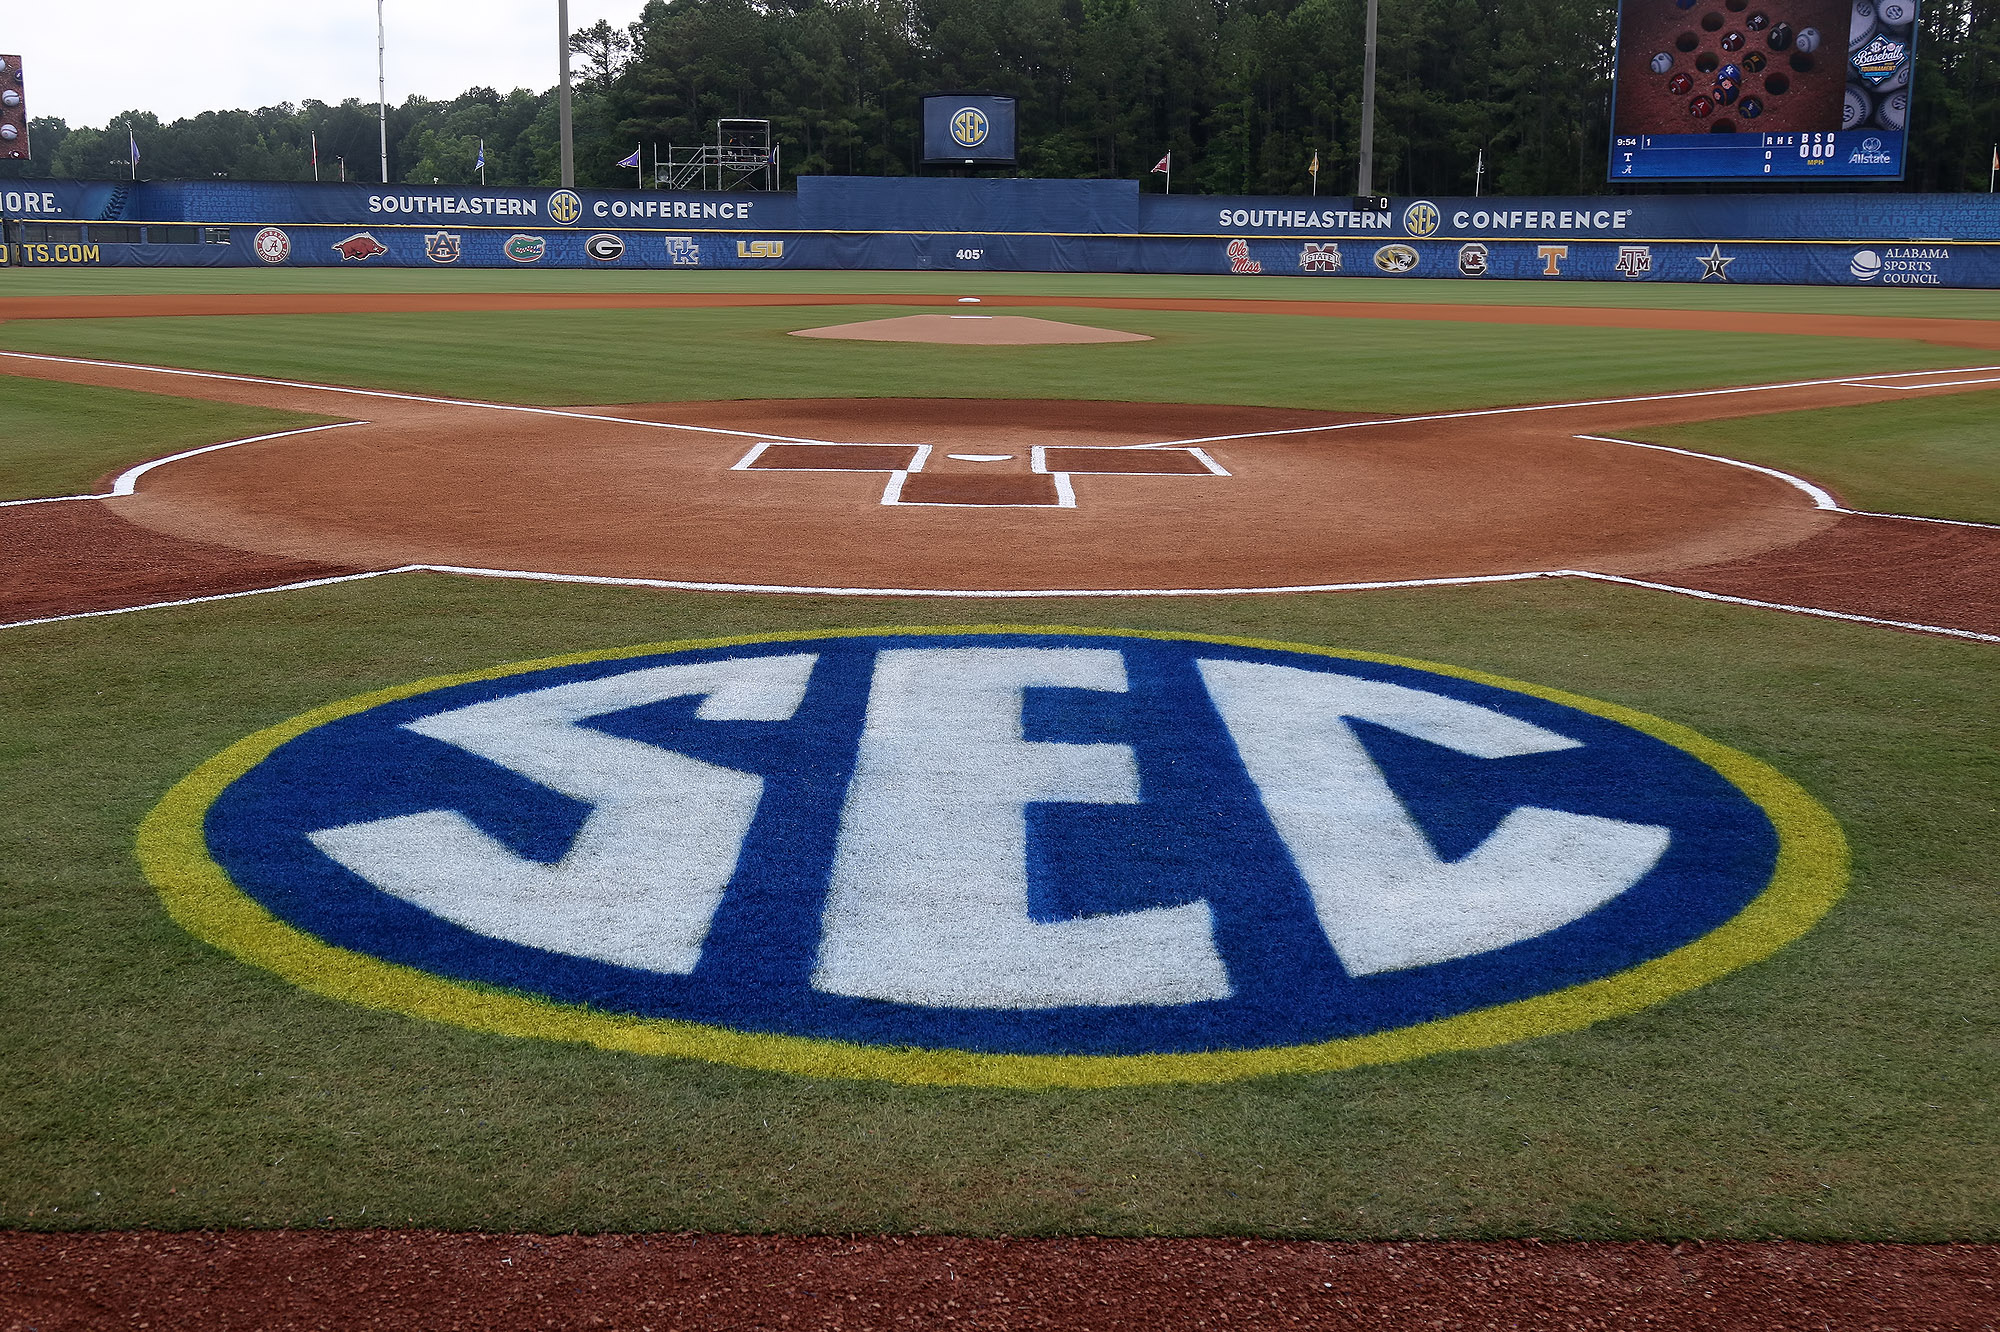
<box><xmin>659</xmin><ymin>119</ymin><xmax>779</xmax><ymax>191</ymax></box>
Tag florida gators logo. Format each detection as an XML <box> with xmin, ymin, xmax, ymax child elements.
<box><xmin>140</xmin><ymin>629</ymin><xmax>1845</xmax><ymax>1087</ymax></box>
<box><xmin>502</xmin><ymin>233</ymin><xmax>546</xmax><ymax>263</ymax></box>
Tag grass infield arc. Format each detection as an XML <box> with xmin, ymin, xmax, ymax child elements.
<box><xmin>135</xmin><ymin>626</ymin><xmax>1850</xmax><ymax>1089</ymax></box>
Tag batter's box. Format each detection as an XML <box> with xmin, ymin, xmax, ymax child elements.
<box><xmin>729</xmin><ymin>439</ymin><xmax>1226</xmax><ymax>509</ymax></box>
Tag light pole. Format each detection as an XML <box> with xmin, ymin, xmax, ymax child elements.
<box><xmin>1356</xmin><ymin>0</ymin><xmax>1379</xmax><ymax>199</ymax></box>
<box><xmin>558</xmin><ymin>0</ymin><xmax>575</xmax><ymax>187</ymax></box>
<box><xmin>377</xmin><ymin>0</ymin><xmax>389</xmax><ymax>184</ymax></box>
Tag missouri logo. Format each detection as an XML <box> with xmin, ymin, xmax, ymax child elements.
<box><xmin>1373</xmin><ymin>243</ymin><xmax>1419</xmax><ymax>274</ymax></box>
<box><xmin>142</xmin><ymin>629</ymin><xmax>1844</xmax><ymax>1087</ymax></box>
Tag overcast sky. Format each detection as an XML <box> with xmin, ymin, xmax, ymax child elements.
<box><xmin>6</xmin><ymin>2</ymin><xmax>650</xmax><ymax>129</ymax></box>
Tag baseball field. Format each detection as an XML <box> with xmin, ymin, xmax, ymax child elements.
<box><xmin>1</xmin><ymin>267</ymin><xmax>1995</xmax><ymax>1327</ymax></box>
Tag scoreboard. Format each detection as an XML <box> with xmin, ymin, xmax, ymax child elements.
<box><xmin>1608</xmin><ymin>0</ymin><xmax>1915</xmax><ymax>181</ymax></box>
<box><xmin>0</xmin><ymin>56</ymin><xmax>25</xmax><ymax>160</ymax></box>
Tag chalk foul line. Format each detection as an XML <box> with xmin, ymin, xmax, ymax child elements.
<box><xmin>5</xmin><ymin>564</ymin><xmax>1992</xmax><ymax>644</ymax></box>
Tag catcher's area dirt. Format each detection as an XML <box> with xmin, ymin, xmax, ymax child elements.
<box><xmin>791</xmin><ymin>313</ymin><xmax>1154</xmax><ymax>343</ymax></box>
<box><xmin>3</xmin><ymin>1232</ymin><xmax>1996</xmax><ymax>1331</ymax></box>
<box><xmin>2</xmin><ymin>296</ymin><xmax>1994</xmax><ymax>1324</ymax></box>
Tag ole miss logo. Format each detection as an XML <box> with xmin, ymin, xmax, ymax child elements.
<box><xmin>142</xmin><ymin>629</ymin><xmax>1844</xmax><ymax>1086</ymax></box>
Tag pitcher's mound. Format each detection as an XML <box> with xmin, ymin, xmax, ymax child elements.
<box><xmin>791</xmin><ymin>314</ymin><xmax>1152</xmax><ymax>346</ymax></box>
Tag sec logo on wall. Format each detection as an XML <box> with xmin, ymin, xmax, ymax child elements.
<box><xmin>141</xmin><ymin>629</ymin><xmax>1844</xmax><ymax>1088</ymax></box>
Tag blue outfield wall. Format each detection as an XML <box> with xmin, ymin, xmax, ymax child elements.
<box><xmin>2</xmin><ymin>178</ymin><xmax>1996</xmax><ymax>286</ymax></box>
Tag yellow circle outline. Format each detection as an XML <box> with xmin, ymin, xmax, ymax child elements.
<box><xmin>136</xmin><ymin>626</ymin><xmax>1848</xmax><ymax>1089</ymax></box>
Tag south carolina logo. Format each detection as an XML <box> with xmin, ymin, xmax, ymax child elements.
<box><xmin>141</xmin><ymin>629</ymin><xmax>1843</xmax><ymax>1087</ymax></box>
<box><xmin>950</xmin><ymin>106</ymin><xmax>990</xmax><ymax>149</ymax></box>
<box><xmin>547</xmin><ymin>189</ymin><xmax>583</xmax><ymax>225</ymax></box>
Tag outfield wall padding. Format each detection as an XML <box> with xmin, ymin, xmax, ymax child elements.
<box><xmin>3</xmin><ymin>179</ymin><xmax>1995</xmax><ymax>286</ymax></box>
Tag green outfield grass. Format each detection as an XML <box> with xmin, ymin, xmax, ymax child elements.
<box><xmin>1</xmin><ymin>574</ymin><xmax>1993</xmax><ymax>1238</ymax></box>
<box><xmin>6</xmin><ymin>265</ymin><xmax>2000</xmax><ymax>320</ymax></box>
<box><xmin>0</xmin><ymin>377</ymin><xmax>331</xmax><ymax>501</ymax></box>
<box><xmin>0</xmin><ymin>306</ymin><xmax>1982</xmax><ymax>416</ymax></box>
<box><xmin>1642</xmin><ymin>389</ymin><xmax>2000</xmax><ymax>525</ymax></box>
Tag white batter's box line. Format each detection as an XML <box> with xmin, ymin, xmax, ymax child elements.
<box><xmin>1125</xmin><ymin>364</ymin><xmax>2000</xmax><ymax>449</ymax></box>
<box><xmin>0</xmin><ymin>568</ymin><xmax>415</xmax><ymax>632</ymax></box>
<box><xmin>730</xmin><ymin>441</ymin><xmax>933</xmax><ymax>473</ymax></box>
<box><xmin>1027</xmin><ymin>446</ymin><xmax>1231</xmax><ymax>477</ymax></box>
<box><xmin>880</xmin><ymin>467</ymin><xmax>1077</xmax><ymax>509</ymax></box>
<box><xmin>0</xmin><ymin>351</ymin><xmax>837</xmax><ymax>447</ymax></box>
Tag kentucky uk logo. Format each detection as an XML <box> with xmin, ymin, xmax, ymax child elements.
<box><xmin>140</xmin><ymin>629</ymin><xmax>1844</xmax><ymax>1087</ymax></box>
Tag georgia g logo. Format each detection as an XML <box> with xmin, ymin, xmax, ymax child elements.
<box><xmin>141</xmin><ymin>629</ymin><xmax>1844</xmax><ymax>1087</ymax></box>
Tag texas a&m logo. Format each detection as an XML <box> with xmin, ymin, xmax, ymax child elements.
<box><xmin>145</xmin><ymin>630</ymin><xmax>1842</xmax><ymax>1085</ymax></box>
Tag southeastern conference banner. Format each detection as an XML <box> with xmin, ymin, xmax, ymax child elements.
<box><xmin>921</xmin><ymin>95</ymin><xmax>1018</xmax><ymax>165</ymax></box>
<box><xmin>1608</xmin><ymin>0</ymin><xmax>1917</xmax><ymax>180</ymax></box>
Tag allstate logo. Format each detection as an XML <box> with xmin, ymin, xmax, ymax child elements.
<box><xmin>547</xmin><ymin>189</ymin><xmax>583</xmax><ymax>225</ymax></box>
<box><xmin>1851</xmin><ymin>249</ymin><xmax>1882</xmax><ymax>280</ymax></box>
<box><xmin>141</xmin><ymin>629</ymin><xmax>1843</xmax><ymax>1087</ymax></box>
<box><xmin>950</xmin><ymin>106</ymin><xmax>990</xmax><ymax>149</ymax></box>
<box><xmin>1402</xmin><ymin>200</ymin><xmax>1441</xmax><ymax>237</ymax></box>
<box><xmin>1861</xmin><ymin>136</ymin><xmax>1883</xmax><ymax>152</ymax></box>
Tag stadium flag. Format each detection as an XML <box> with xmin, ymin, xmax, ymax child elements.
<box><xmin>617</xmin><ymin>143</ymin><xmax>642</xmax><ymax>187</ymax></box>
<box><xmin>127</xmin><ymin>124</ymin><xmax>140</xmax><ymax>180</ymax></box>
<box><xmin>1992</xmin><ymin>144</ymin><xmax>1997</xmax><ymax>193</ymax></box>
<box><xmin>1309</xmin><ymin>149</ymin><xmax>1319</xmax><ymax>196</ymax></box>
<box><xmin>475</xmin><ymin>138</ymin><xmax>486</xmax><ymax>185</ymax></box>
<box><xmin>616</xmin><ymin>146</ymin><xmax>641</xmax><ymax>168</ymax></box>
<box><xmin>311</xmin><ymin>131</ymin><xmax>319</xmax><ymax>182</ymax></box>
<box><xmin>1151</xmin><ymin>151</ymin><xmax>1171</xmax><ymax>195</ymax></box>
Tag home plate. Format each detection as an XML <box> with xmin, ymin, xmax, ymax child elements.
<box><xmin>791</xmin><ymin>314</ymin><xmax>1152</xmax><ymax>345</ymax></box>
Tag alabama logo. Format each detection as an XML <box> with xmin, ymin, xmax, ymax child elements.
<box><xmin>142</xmin><ymin>629</ymin><xmax>1844</xmax><ymax>1088</ymax></box>
<box><xmin>251</xmin><ymin>227</ymin><xmax>291</xmax><ymax>265</ymax></box>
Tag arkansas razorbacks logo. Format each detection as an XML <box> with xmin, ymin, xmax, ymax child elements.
<box><xmin>331</xmin><ymin>233</ymin><xmax>389</xmax><ymax>262</ymax></box>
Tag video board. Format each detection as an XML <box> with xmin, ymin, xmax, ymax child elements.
<box><xmin>0</xmin><ymin>56</ymin><xmax>26</xmax><ymax>160</ymax></box>
<box><xmin>921</xmin><ymin>95</ymin><xmax>1018</xmax><ymax>166</ymax></box>
<box><xmin>1609</xmin><ymin>0</ymin><xmax>1916</xmax><ymax>180</ymax></box>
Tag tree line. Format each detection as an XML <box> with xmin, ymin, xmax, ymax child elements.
<box><xmin>3</xmin><ymin>0</ymin><xmax>1996</xmax><ymax>195</ymax></box>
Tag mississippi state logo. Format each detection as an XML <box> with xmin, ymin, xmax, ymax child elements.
<box><xmin>503</xmin><ymin>234</ymin><xmax>547</xmax><ymax>263</ymax></box>
<box><xmin>251</xmin><ymin>227</ymin><xmax>291</xmax><ymax>265</ymax></box>
<box><xmin>1299</xmin><ymin>242</ymin><xmax>1341</xmax><ymax>273</ymax></box>
<box><xmin>548</xmin><ymin>189</ymin><xmax>584</xmax><ymax>226</ymax></box>
<box><xmin>423</xmin><ymin>231</ymin><xmax>462</xmax><ymax>264</ymax></box>
<box><xmin>950</xmin><ymin>106</ymin><xmax>990</xmax><ymax>149</ymax></box>
<box><xmin>141</xmin><ymin>629</ymin><xmax>1844</xmax><ymax>1087</ymax></box>
<box><xmin>1402</xmin><ymin>200</ymin><xmax>1441</xmax><ymax>238</ymax></box>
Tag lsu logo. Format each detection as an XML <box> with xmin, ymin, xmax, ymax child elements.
<box><xmin>547</xmin><ymin>189</ymin><xmax>584</xmax><ymax>226</ymax></box>
<box><xmin>736</xmin><ymin>239</ymin><xmax>785</xmax><ymax>260</ymax></box>
<box><xmin>663</xmin><ymin>236</ymin><xmax>701</xmax><ymax>266</ymax></box>
<box><xmin>1225</xmin><ymin>238</ymin><xmax>1262</xmax><ymax>274</ymax></box>
<box><xmin>1299</xmin><ymin>242</ymin><xmax>1341</xmax><ymax>273</ymax></box>
<box><xmin>423</xmin><ymin>231</ymin><xmax>462</xmax><ymax>264</ymax></box>
<box><xmin>503</xmin><ymin>234</ymin><xmax>547</xmax><ymax>263</ymax></box>
<box><xmin>950</xmin><ymin>106</ymin><xmax>990</xmax><ymax>149</ymax></box>
<box><xmin>144</xmin><ymin>629</ymin><xmax>1843</xmax><ymax>1088</ymax></box>
<box><xmin>1402</xmin><ymin>200</ymin><xmax>1441</xmax><ymax>238</ymax></box>
<box><xmin>1615</xmin><ymin>245</ymin><xmax>1654</xmax><ymax>278</ymax></box>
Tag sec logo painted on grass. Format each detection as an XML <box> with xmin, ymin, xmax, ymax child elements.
<box><xmin>142</xmin><ymin>629</ymin><xmax>1844</xmax><ymax>1087</ymax></box>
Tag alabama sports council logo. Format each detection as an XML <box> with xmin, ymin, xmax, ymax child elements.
<box><xmin>1851</xmin><ymin>248</ymin><xmax>1882</xmax><ymax>281</ymax></box>
<box><xmin>502</xmin><ymin>234</ymin><xmax>547</xmax><ymax>263</ymax></box>
<box><xmin>423</xmin><ymin>231</ymin><xmax>462</xmax><ymax>264</ymax></box>
<box><xmin>1299</xmin><ymin>242</ymin><xmax>1341</xmax><ymax>273</ymax></box>
<box><xmin>251</xmin><ymin>227</ymin><xmax>291</xmax><ymax>264</ymax></box>
<box><xmin>1402</xmin><ymin>200</ymin><xmax>1441</xmax><ymax>238</ymax></box>
<box><xmin>141</xmin><ymin>629</ymin><xmax>1843</xmax><ymax>1088</ymax></box>
<box><xmin>547</xmin><ymin>189</ymin><xmax>584</xmax><ymax>225</ymax></box>
<box><xmin>950</xmin><ymin>106</ymin><xmax>990</xmax><ymax>148</ymax></box>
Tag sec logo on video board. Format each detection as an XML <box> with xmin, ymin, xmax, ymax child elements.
<box><xmin>142</xmin><ymin>629</ymin><xmax>1843</xmax><ymax>1087</ymax></box>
